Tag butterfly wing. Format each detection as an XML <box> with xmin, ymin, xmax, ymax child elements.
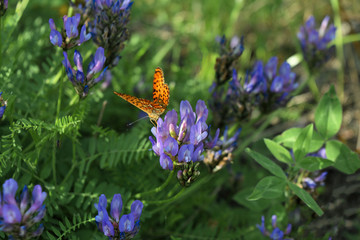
<box><xmin>152</xmin><ymin>67</ymin><xmax>170</xmax><ymax>106</ymax></box>
<box><xmin>114</xmin><ymin>91</ymin><xmax>153</xmax><ymax>114</ymax></box>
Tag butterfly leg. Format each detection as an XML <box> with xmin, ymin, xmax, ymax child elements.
<box><xmin>150</xmin><ymin>119</ymin><xmax>157</xmax><ymax>127</ymax></box>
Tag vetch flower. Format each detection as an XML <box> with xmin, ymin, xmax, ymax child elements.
<box><xmin>214</xmin><ymin>35</ymin><xmax>244</xmax><ymax>85</ymax></box>
<box><xmin>62</xmin><ymin>47</ymin><xmax>107</xmax><ymax>98</ymax></box>
<box><xmin>204</xmin><ymin>127</ymin><xmax>241</xmax><ymax>173</ymax></box>
<box><xmin>49</xmin><ymin>13</ymin><xmax>91</xmax><ymax>49</ymax></box>
<box><xmin>0</xmin><ymin>179</ymin><xmax>47</xmax><ymax>239</ymax></box>
<box><xmin>239</xmin><ymin>57</ymin><xmax>297</xmax><ymax>113</ymax></box>
<box><xmin>297</xmin><ymin>16</ymin><xmax>336</xmax><ymax>68</ymax></box>
<box><xmin>256</xmin><ymin>215</ymin><xmax>292</xmax><ymax>240</ymax></box>
<box><xmin>95</xmin><ymin>194</ymin><xmax>143</xmax><ymax>239</ymax></box>
<box><xmin>149</xmin><ymin>100</ymin><xmax>219</xmax><ymax>186</ymax></box>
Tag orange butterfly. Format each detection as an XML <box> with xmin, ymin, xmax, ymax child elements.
<box><xmin>114</xmin><ymin>67</ymin><xmax>170</xmax><ymax>126</ymax></box>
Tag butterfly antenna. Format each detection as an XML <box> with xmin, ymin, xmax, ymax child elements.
<box><xmin>126</xmin><ymin>115</ymin><xmax>149</xmax><ymax>127</ymax></box>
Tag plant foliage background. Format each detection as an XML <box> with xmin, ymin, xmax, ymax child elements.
<box><xmin>1</xmin><ymin>0</ymin><xmax>360</xmax><ymax>239</ymax></box>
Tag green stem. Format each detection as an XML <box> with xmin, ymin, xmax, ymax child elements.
<box><xmin>60</xmin><ymin>139</ymin><xmax>78</xmax><ymax>186</ymax></box>
<box><xmin>144</xmin><ymin>188</ymin><xmax>185</xmax><ymax>205</ymax></box>
<box><xmin>52</xmin><ymin>69</ymin><xmax>65</xmax><ymax>185</ymax></box>
<box><xmin>330</xmin><ymin>0</ymin><xmax>345</xmax><ymax>102</ymax></box>
<box><xmin>21</xmin><ymin>167</ymin><xmax>48</xmax><ymax>186</ymax></box>
<box><xmin>293</xmin><ymin>61</ymin><xmax>319</xmax><ymax>101</ymax></box>
<box><xmin>238</xmin><ymin>109</ymin><xmax>281</xmax><ymax>152</ymax></box>
<box><xmin>134</xmin><ymin>171</ymin><xmax>174</xmax><ymax>198</ymax></box>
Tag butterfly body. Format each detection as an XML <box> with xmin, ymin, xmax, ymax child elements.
<box><xmin>114</xmin><ymin>68</ymin><xmax>169</xmax><ymax>125</ymax></box>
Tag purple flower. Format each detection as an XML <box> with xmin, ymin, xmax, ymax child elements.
<box><xmin>257</xmin><ymin>215</ymin><xmax>292</xmax><ymax>240</ymax></box>
<box><xmin>214</xmin><ymin>35</ymin><xmax>245</xmax><ymax>85</ymax></box>
<box><xmin>150</xmin><ymin>100</ymin><xmax>212</xmax><ymax>167</ymax></box>
<box><xmin>204</xmin><ymin>127</ymin><xmax>241</xmax><ymax>172</ymax></box>
<box><xmin>297</xmin><ymin>16</ymin><xmax>336</xmax><ymax>67</ymax></box>
<box><xmin>0</xmin><ymin>91</ymin><xmax>6</xmax><ymax>119</ymax></box>
<box><xmin>0</xmin><ymin>179</ymin><xmax>46</xmax><ymax>239</ymax></box>
<box><xmin>150</xmin><ymin>100</ymin><xmax>216</xmax><ymax>185</ymax></box>
<box><xmin>94</xmin><ymin>194</ymin><xmax>143</xmax><ymax>239</ymax></box>
<box><xmin>49</xmin><ymin>13</ymin><xmax>91</xmax><ymax>49</ymax></box>
<box><xmin>119</xmin><ymin>214</ymin><xmax>135</xmax><ymax>232</ymax></box>
<box><xmin>110</xmin><ymin>194</ymin><xmax>122</xmax><ymax>222</ymax></box>
<box><xmin>302</xmin><ymin>171</ymin><xmax>328</xmax><ymax>190</ymax></box>
<box><xmin>74</xmin><ymin>0</ymin><xmax>134</xmax><ymax>68</ymax></box>
<box><xmin>62</xmin><ymin>47</ymin><xmax>107</xmax><ymax>98</ymax></box>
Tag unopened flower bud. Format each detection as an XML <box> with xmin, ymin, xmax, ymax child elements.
<box><xmin>169</xmin><ymin>124</ymin><xmax>177</xmax><ymax>139</ymax></box>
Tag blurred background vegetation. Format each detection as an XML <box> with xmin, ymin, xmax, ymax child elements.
<box><xmin>1</xmin><ymin>0</ymin><xmax>360</xmax><ymax>239</ymax></box>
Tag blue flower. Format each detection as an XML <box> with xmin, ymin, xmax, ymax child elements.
<box><xmin>0</xmin><ymin>179</ymin><xmax>46</xmax><ymax>239</ymax></box>
<box><xmin>49</xmin><ymin>13</ymin><xmax>91</xmax><ymax>49</ymax></box>
<box><xmin>95</xmin><ymin>194</ymin><xmax>143</xmax><ymax>239</ymax></box>
<box><xmin>297</xmin><ymin>16</ymin><xmax>336</xmax><ymax>67</ymax></box>
<box><xmin>0</xmin><ymin>91</ymin><xmax>6</xmax><ymax>119</ymax></box>
<box><xmin>256</xmin><ymin>215</ymin><xmax>292</xmax><ymax>240</ymax></box>
<box><xmin>62</xmin><ymin>47</ymin><xmax>107</xmax><ymax>98</ymax></box>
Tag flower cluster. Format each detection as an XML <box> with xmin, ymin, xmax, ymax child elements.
<box><xmin>214</xmin><ymin>35</ymin><xmax>244</xmax><ymax>85</ymax></box>
<box><xmin>62</xmin><ymin>47</ymin><xmax>107</xmax><ymax>98</ymax></box>
<box><xmin>204</xmin><ymin>127</ymin><xmax>241</xmax><ymax>173</ymax></box>
<box><xmin>0</xmin><ymin>0</ymin><xmax>7</xmax><ymax>16</ymax></box>
<box><xmin>297</xmin><ymin>16</ymin><xmax>336</xmax><ymax>68</ymax></box>
<box><xmin>0</xmin><ymin>179</ymin><xmax>47</xmax><ymax>239</ymax></box>
<box><xmin>242</xmin><ymin>56</ymin><xmax>298</xmax><ymax>112</ymax></box>
<box><xmin>49</xmin><ymin>13</ymin><xmax>91</xmax><ymax>50</ymax></box>
<box><xmin>149</xmin><ymin>100</ymin><xmax>217</xmax><ymax>186</ymax></box>
<box><xmin>94</xmin><ymin>194</ymin><xmax>143</xmax><ymax>240</ymax></box>
<box><xmin>74</xmin><ymin>0</ymin><xmax>134</xmax><ymax>69</ymax></box>
<box><xmin>257</xmin><ymin>215</ymin><xmax>292</xmax><ymax>240</ymax></box>
<box><xmin>210</xmin><ymin>57</ymin><xmax>298</xmax><ymax>127</ymax></box>
<box><xmin>0</xmin><ymin>91</ymin><xmax>6</xmax><ymax>119</ymax></box>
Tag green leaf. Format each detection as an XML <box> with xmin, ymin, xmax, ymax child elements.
<box><xmin>315</xmin><ymin>86</ymin><xmax>342</xmax><ymax>140</ymax></box>
<box><xmin>296</xmin><ymin>156</ymin><xmax>334</xmax><ymax>171</ymax></box>
<box><xmin>326</xmin><ymin>140</ymin><xmax>360</xmax><ymax>174</ymax></box>
<box><xmin>245</xmin><ymin>148</ymin><xmax>287</xmax><ymax>180</ymax></box>
<box><xmin>293</xmin><ymin>124</ymin><xmax>313</xmax><ymax>162</ymax></box>
<box><xmin>264</xmin><ymin>138</ymin><xmax>293</xmax><ymax>164</ymax></box>
<box><xmin>233</xmin><ymin>188</ymin><xmax>271</xmax><ymax>211</ymax></box>
<box><xmin>274</xmin><ymin>127</ymin><xmax>324</xmax><ymax>152</ymax></box>
<box><xmin>247</xmin><ymin>176</ymin><xmax>286</xmax><ymax>200</ymax></box>
<box><xmin>288</xmin><ymin>182</ymin><xmax>324</xmax><ymax>216</ymax></box>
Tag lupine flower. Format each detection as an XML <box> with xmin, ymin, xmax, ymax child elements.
<box><xmin>0</xmin><ymin>0</ymin><xmax>8</xmax><ymax>16</ymax></box>
<box><xmin>256</xmin><ymin>215</ymin><xmax>292</xmax><ymax>240</ymax></box>
<box><xmin>62</xmin><ymin>47</ymin><xmax>107</xmax><ymax>98</ymax></box>
<box><xmin>297</xmin><ymin>16</ymin><xmax>336</xmax><ymax>68</ymax></box>
<box><xmin>204</xmin><ymin>127</ymin><xmax>241</xmax><ymax>173</ymax></box>
<box><xmin>49</xmin><ymin>13</ymin><xmax>91</xmax><ymax>49</ymax></box>
<box><xmin>214</xmin><ymin>35</ymin><xmax>244</xmax><ymax>85</ymax></box>
<box><xmin>73</xmin><ymin>0</ymin><xmax>134</xmax><ymax>69</ymax></box>
<box><xmin>0</xmin><ymin>91</ymin><xmax>6</xmax><ymax>119</ymax></box>
<box><xmin>0</xmin><ymin>179</ymin><xmax>47</xmax><ymax>239</ymax></box>
<box><xmin>149</xmin><ymin>100</ymin><xmax>219</xmax><ymax>186</ymax></box>
<box><xmin>94</xmin><ymin>194</ymin><xmax>143</xmax><ymax>240</ymax></box>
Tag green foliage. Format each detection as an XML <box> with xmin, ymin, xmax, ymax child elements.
<box><xmin>315</xmin><ymin>85</ymin><xmax>342</xmax><ymax>140</ymax></box>
<box><xmin>0</xmin><ymin>0</ymin><xmax>358</xmax><ymax>239</ymax></box>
